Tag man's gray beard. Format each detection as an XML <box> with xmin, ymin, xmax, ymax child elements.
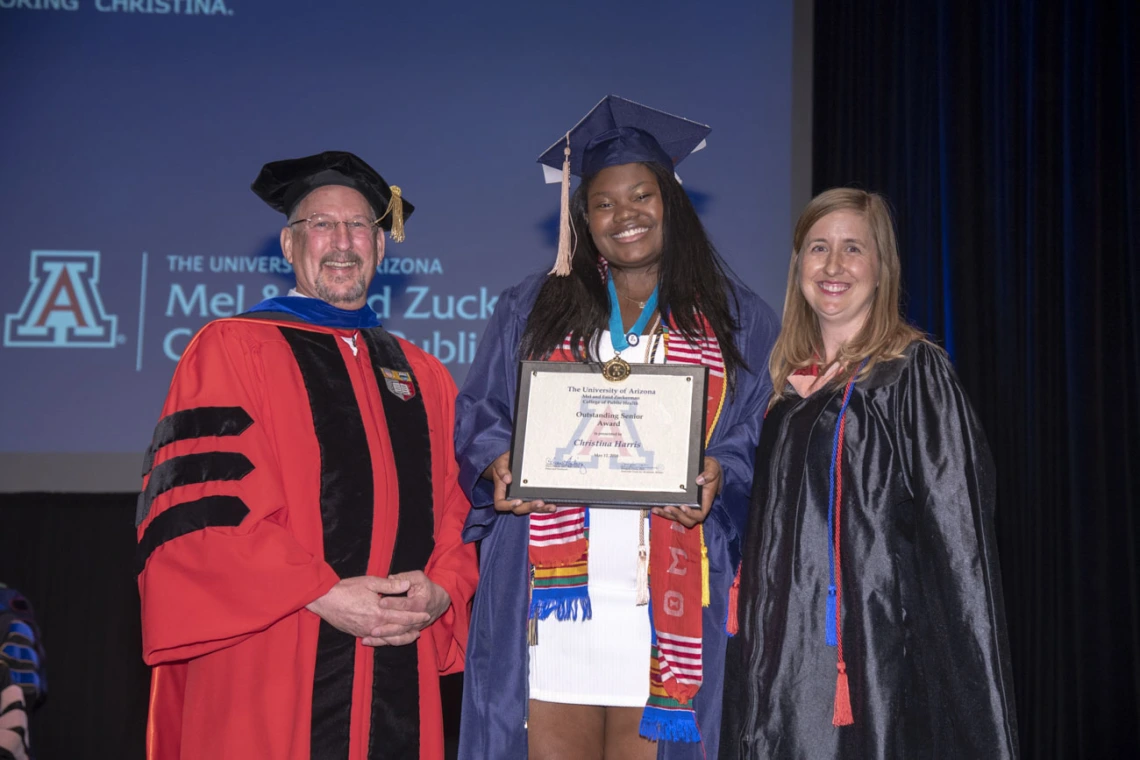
<box><xmin>315</xmin><ymin>275</ymin><xmax>367</xmax><ymax>306</ymax></box>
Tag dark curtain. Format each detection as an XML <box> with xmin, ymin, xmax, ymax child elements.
<box><xmin>0</xmin><ymin>494</ymin><xmax>150</xmax><ymax>759</ymax></box>
<box><xmin>812</xmin><ymin>0</ymin><xmax>1139</xmax><ymax>757</ymax></box>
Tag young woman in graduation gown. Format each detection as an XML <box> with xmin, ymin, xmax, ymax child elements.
<box><xmin>455</xmin><ymin>97</ymin><xmax>779</xmax><ymax>759</ymax></box>
<box><xmin>720</xmin><ymin>188</ymin><xmax>1019</xmax><ymax>759</ymax></box>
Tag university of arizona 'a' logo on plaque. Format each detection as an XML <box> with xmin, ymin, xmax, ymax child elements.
<box><xmin>4</xmin><ymin>251</ymin><xmax>119</xmax><ymax>348</ymax></box>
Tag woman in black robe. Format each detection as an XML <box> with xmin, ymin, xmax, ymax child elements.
<box><xmin>720</xmin><ymin>188</ymin><xmax>1019</xmax><ymax>758</ymax></box>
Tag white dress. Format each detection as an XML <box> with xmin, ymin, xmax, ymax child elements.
<box><xmin>528</xmin><ymin>329</ymin><xmax>663</xmax><ymax>706</ymax></box>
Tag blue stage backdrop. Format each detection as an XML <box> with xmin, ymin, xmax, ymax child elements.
<box><xmin>0</xmin><ymin>0</ymin><xmax>804</xmax><ymax>491</ymax></box>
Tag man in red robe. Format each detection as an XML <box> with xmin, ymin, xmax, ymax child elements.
<box><xmin>136</xmin><ymin>151</ymin><xmax>477</xmax><ymax>759</ymax></box>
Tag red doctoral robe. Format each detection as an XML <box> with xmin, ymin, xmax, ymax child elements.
<box><xmin>136</xmin><ymin>314</ymin><xmax>477</xmax><ymax>759</ymax></box>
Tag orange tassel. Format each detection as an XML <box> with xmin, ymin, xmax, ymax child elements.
<box><xmin>726</xmin><ymin>566</ymin><xmax>741</xmax><ymax>635</ymax></box>
<box><xmin>832</xmin><ymin>661</ymin><xmax>853</xmax><ymax>726</ymax></box>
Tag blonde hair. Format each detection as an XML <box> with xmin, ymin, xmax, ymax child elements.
<box><xmin>769</xmin><ymin>188</ymin><xmax>926</xmax><ymax>408</ymax></box>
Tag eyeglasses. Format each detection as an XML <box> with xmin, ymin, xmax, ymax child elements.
<box><xmin>288</xmin><ymin>216</ymin><xmax>379</xmax><ymax>238</ymax></box>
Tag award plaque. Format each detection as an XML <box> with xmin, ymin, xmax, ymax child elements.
<box><xmin>507</xmin><ymin>360</ymin><xmax>708</xmax><ymax>509</ymax></box>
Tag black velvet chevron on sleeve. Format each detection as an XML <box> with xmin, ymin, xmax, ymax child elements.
<box><xmin>135</xmin><ymin>452</ymin><xmax>254</xmax><ymax>527</ymax></box>
<box><xmin>141</xmin><ymin>407</ymin><xmax>253</xmax><ymax>476</ymax></box>
<box><xmin>134</xmin><ymin>495</ymin><xmax>250</xmax><ymax>575</ymax></box>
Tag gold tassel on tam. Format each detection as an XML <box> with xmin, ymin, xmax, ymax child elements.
<box><xmin>378</xmin><ymin>185</ymin><xmax>406</xmax><ymax>243</ymax></box>
<box><xmin>549</xmin><ymin>135</ymin><xmax>572</xmax><ymax>276</ymax></box>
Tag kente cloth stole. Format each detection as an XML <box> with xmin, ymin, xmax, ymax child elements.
<box><xmin>527</xmin><ymin>314</ymin><xmax>728</xmax><ymax>743</ymax></box>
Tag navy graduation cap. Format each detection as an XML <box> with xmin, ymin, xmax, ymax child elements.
<box><xmin>538</xmin><ymin>95</ymin><xmax>711</xmax><ymax>180</ymax></box>
<box><xmin>538</xmin><ymin>96</ymin><xmax>710</xmax><ymax>274</ymax></box>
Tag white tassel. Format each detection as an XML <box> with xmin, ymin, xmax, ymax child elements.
<box><xmin>635</xmin><ymin>545</ymin><xmax>649</xmax><ymax>606</ymax></box>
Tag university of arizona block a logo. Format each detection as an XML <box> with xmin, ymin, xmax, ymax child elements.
<box><xmin>4</xmin><ymin>251</ymin><xmax>119</xmax><ymax>348</ymax></box>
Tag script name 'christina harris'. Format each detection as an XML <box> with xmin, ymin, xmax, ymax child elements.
<box><xmin>572</xmin><ymin>440</ymin><xmax>642</xmax><ymax>448</ymax></box>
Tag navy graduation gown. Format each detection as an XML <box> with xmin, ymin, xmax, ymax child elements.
<box><xmin>455</xmin><ymin>272</ymin><xmax>779</xmax><ymax>759</ymax></box>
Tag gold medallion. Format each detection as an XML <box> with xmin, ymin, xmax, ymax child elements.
<box><xmin>602</xmin><ymin>355</ymin><xmax>632</xmax><ymax>382</ymax></box>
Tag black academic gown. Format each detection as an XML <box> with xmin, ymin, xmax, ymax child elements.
<box><xmin>721</xmin><ymin>342</ymin><xmax>1019</xmax><ymax>759</ymax></box>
